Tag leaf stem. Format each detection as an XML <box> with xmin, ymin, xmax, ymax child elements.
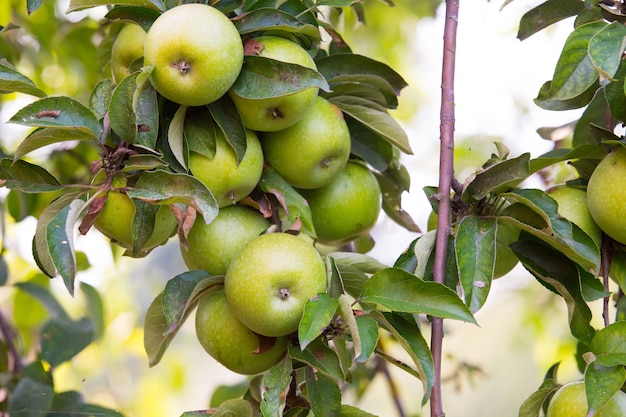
<box><xmin>431</xmin><ymin>0</ymin><xmax>460</xmax><ymax>416</ymax></box>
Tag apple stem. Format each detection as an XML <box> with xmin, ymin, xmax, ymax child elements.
<box><xmin>269</xmin><ymin>107</ymin><xmax>284</xmax><ymax>120</ymax></box>
<box><xmin>278</xmin><ymin>288</ymin><xmax>290</xmax><ymax>300</ymax></box>
<box><xmin>172</xmin><ymin>61</ymin><xmax>192</xmax><ymax>75</ymax></box>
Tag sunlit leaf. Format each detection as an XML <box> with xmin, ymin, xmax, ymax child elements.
<box><xmin>327</xmin><ymin>251</ymin><xmax>387</xmax><ymax>298</ymax></box>
<box><xmin>355</xmin><ymin>315</ymin><xmax>378</xmax><ymax>363</ymax></box>
<box><xmin>517</xmin><ymin>0</ymin><xmax>586</xmax><ymax>41</ymax></box>
<box><xmin>299</xmin><ymin>293</ymin><xmax>339</xmax><ymax>349</ymax></box>
<box><xmin>168</xmin><ymin>105</ymin><xmax>187</xmax><ymax>169</ymax></box>
<box><xmin>360</xmin><ymin>268</ymin><xmax>477</xmax><ymax>324</ymax></box>
<box><xmin>584</xmin><ymin>364</ymin><xmax>626</xmax><ymax>415</ymax></box>
<box><xmin>589</xmin><ymin>21</ymin><xmax>626</xmax><ymax>80</ymax></box>
<box><xmin>590</xmin><ymin>321</ymin><xmax>626</xmax><ymax>355</ymax></box>
<box><xmin>0</xmin><ymin>63</ymin><xmax>46</xmax><ymax>97</ymax></box>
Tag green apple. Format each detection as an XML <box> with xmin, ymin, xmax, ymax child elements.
<box><xmin>94</xmin><ymin>175</ymin><xmax>177</xmax><ymax>251</ymax></box>
<box><xmin>229</xmin><ymin>36</ymin><xmax>319</xmax><ymax>132</ymax></box>
<box><xmin>188</xmin><ymin>129</ymin><xmax>264</xmax><ymax>208</ymax></box>
<box><xmin>195</xmin><ymin>286</ymin><xmax>288</xmax><ymax>375</ymax></box>
<box><xmin>144</xmin><ymin>4</ymin><xmax>243</xmax><ymax>106</ymax></box>
<box><xmin>546</xmin><ymin>381</ymin><xmax>626</xmax><ymax>417</ymax></box>
<box><xmin>111</xmin><ymin>23</ymin><xmax>146</xmax><ymax>83</ymax></box>
<box><xmin>587</xmin><ymin>147</ymin><xmax>626</xmax><ymax>245</ymax></box>
<box><xmin>224</xmin><ymin>232</ymin><xmax>327</xmax><ymax>337</ymax></box>
<box><xmin>299</xmin><ymin>161</ymin><xmax>381</xmax><ymax>246</ymax></box>
<box><xmin>262</xmin><ymin>96</ymin><xmax>351</xmax><ymax>189</ymax></box>
<box><xmin>180</xmin><ymin>205</ymin><xmax>269</xmax><ymax>275</ymax></box>
<box><xmin>549</xmin><ymin>185</ymin><xmax>602</xmax><ymax>248</ymax></box>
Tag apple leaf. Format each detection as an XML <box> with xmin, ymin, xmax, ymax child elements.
<box><xmin>80</xmin><ymin>282</ymin><xmax>106</xmax><ymax>339</ymax></box>
<box><xmin>588</xmin><ymin>21</ymin><xmax>626</xmax><ymax>81</ymax></box>
<box><xmin>14</xmin><ymin>281</ymin><xmax>72</xmax><ymax>322</ymax></box>
<box><xmin>260</xmin><ymin>356</ymin><xmax>292</xmax><ymax>417</ymax></box>
<box><xmin>235</xmin><ymin>8</ymin><xmax>320</xmax><ymax>39</ymax></box>
<box><xmin>0</xmin><ymin>158</ymin><xmax>62</xmax><ymax>193</ymax></box>
<box><xmin>14</xmin><ymin>127</ymin><xmax>97</xmax><ymax>161</ymax></box>
<box><xmin>371</xmin><ymin>311</ymin><xmax>433</xmax><ymax>406</ymax></box>
<box><xmin>168</xmin><ymin>104</ymin><xmax>187</xmax><ymax>169</ymax></box>
<box><xmin>360</xmin><ymin>268</ymin><xmax>477</xmax><ymax>324</ymax></box>
<box><xmin>345</xmin><ymin>115</ymin><xmax>394</xmax><ymax>172</ymax></box>
<box><xmin>9</xmin><ymin>96</ymin><xmax>103</xmax><ymax>140</ymax></box>
<box><xmin>529</xmin><ymin>144</ymin><xmax>606</xmax><ymax>174</ymax></box>
<box><xmin>584</xmin><ymin>364</ymin><xmax>626</xmax><ymax>415</ymax></box>
<box><xmin>534</xmin><ymin>78</ymin><xmax>599</xmax><ymax>111</ymax></box>
<box><xmin>338</xmin><ymin>404</ymin><xmax>378</xmax><ymax>417</ymax></box>
<box><xmin>128</xmin><ymin>170</ymin><xmax>219</xmax><ymax>225</ymax></box>
<box><xmin>89</xmin><ymin>79</ymin><xmax>112</xmax><ymax>120</ymax></box>
<box><xmin>104</xmin><ymin>6</ymin><xmax>161</xmax><ymax>32</ymax></box>
<box><xmin>590</xmin><ymin>321</ymin><xmax>626</xmax><ymax>355</ymax></box>
<box><xmin>134</xmin><ymin>70</ymin><xmax>159</xmax><ymax>149</ymax></box>
<box><xmin>455</xmin><ymin>216</ymin><xmax>495</xmax><ymax>313</ymax></box>
<box><xmin>299</xmin><ymin>293</ymin><xmax>339</xmax><ymax>350</ymax></box>
<box><xmin>109</xmin><ymin>72</ymin><xmax>139</xmax><ymax>143</ymax></box>
<box><xmin>0</xmin><ymin>62</ymin><xmax>46</xmax><ymax>97</ymax></box>
<box><xmin>305</xmin><ymin>370</ymin><xmax>342</xmax><ymax>417</ymax></box>
<box><xmin>66</xmin><ymin>0</ymin><xmax>164</xmax><ymax>13</ymax></box>
<box><xmin>184</xmin><ymin>107</ymin><xmax>217</xmax><ymax>160</ymax></box>
<box><xmin>327</xmin><ymin>251</ymin><xmax>387</xmax><ymax>298</ymax></box>
<box><xmin>464</xmin><ymin>153</ymin><xmax>531</xmax><ymax>200</ymax></box>
<box><xmin>517</xmin><ymin>379</ymin><xmax>558</xmax><ymax>417</ymax></box>
<box><xmin>40</xmin><ymin>317</ymin><xmax>95</xmax><ymax>367</ymax></box>
<box><xmin>208</xmin><ymin>95</ymin><xmax>247</xmax><ymax>164</ymax></box>
<box><xmin>375</xmin><ymin>166</ymin><xmax>420</xmax><ymax>233</ymax></box>
<box><xmin>289</xmin><ymin>337</ymin><xmax>345</xmax><ymax>384</ymax></box>
<box><xmin>324</xmin><ymin>74</ymin><xmax>400</xmax><ymax>109</ymax></box>
<box><xmin>230</xmin><ymin>56</ymin><xmax>330</xmax><ymax>100</ymax></box>
<box><xmin>516</xmin><ymin>0</ymin><xmax>585</xmax><ymax>41</ymax></box>
<box><xmin>8</xmin><ymin>377</ymin><xmax>54</xmax><ymax>417</ymax></box>
<box><xmin>354</xmin><ymin>315</ymin><xmax>378</xmax><ymax>363</ymax></box>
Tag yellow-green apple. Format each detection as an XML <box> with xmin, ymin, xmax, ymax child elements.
<box><xmin>262</xmin><ymin>96</ymin><xmax>351</xmax><ymax>189</ymax></box>
<box><xmin>188</xmin><ymin>129</ymin><xmax>264</xmax><ymax>208</ymax></box>
<box><xmin>224</xmin><ymin>232</ymin><xmax>327</xmax><ymax>337</ymax></box>
<box><xmin>229</xmin><ymin>36</ymin><xmax>319</xmax><ymax>132</ymax></box>
<box><xmin>195</xmin><ymin>286</ymin><xmax>288</xmax><ymax>375</ymax></box>
<box><xmin>111</xmin><ymin>23</ymin><xmax>146</xmax><ymax>83</ymax></box>
<box><xmin>144</xmin><ymin>4</ymin><xmax>243</xmax><ymax>106</ymax></box>
<box><xmin>180</xmin><ymin>205</ymin><xmax>269</xmax><ymax>275</ymax></box>
<box><xmin>546</xmin><ymin>381</ymin><xmax>626</xmax><ymax>417</ymax></box>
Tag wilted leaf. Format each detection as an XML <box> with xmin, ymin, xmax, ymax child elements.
<box><xmin>517</xmin><ymin>379</ymin><xmax>558</xmax><ymax>417</ymax></box>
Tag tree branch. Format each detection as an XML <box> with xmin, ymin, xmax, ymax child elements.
<box><xmin>431</xmin><ymin>0</ymin><xmax>459</xmax><ymax>416</ymax></box>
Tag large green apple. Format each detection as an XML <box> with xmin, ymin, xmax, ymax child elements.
<box><xmin>549</xmin><ymin>185</ymin><xmax>602</xmax><ymax>248</ymax></box>
<box><xmin>180</xmin><ymin>205</ymin><xmax>269</xmax><ymax>275</ymax></box>
<box><xmin>262</xmin><ymin>96</ymin><xmax>351</xmax><ymax>189</ymax></box>
<box><xmin>195</xmin><ymin>286</ymin><xmax>288</xmax><ymax>375</ymax></box>
<box><xmin>546</xmin><ymin>381</ymin><xmax>626</xmax><ymax>417</ymax></box>
<box><xmin>229</xmin><ymin>36</ymin><xmax>319</xmax><ymax>132</ymax></box>
<box><xmin>94</xmin><ymin>175</ymin><xmax>177</xmax><ymax>251</ymax></box>
<box><xmin>144</xmin><ymin>4</ymin><xmax>243</xmax><ymax>106</ymax></box>
<box><xmin>300</xmin><ymin>161</ymin><xmax>381</xmax><ymax>246</ymax></box>
<box><xmin>587</xmin><ymin>147</ymin><xmax>626</xmax><ymax>245</ymax></box>
<box><xmin>111</xmin><ymin>23</ymin><xmax>146</xmax><ymax>83</ymax></box>
<box><xmin>188</xmin><ymin>129</ymin><xmax>264</xmax><ymax>208</ymax></box>
<box><xmin>224</xmin><ymin>232</ymin><xmax>327</xmax><ymax>337</ymax></box>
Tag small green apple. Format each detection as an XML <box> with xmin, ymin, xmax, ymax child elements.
<box><xmin>195</xmin><ymin>286</ymin><xmax>288</xmax><ymax>375</ymax></box>
<box><xmin>262</xmin><ymin>96</ymin><xmax>351</xmax><ymax>189</ymax></box>
<box><xmin>229</xmin><ymin>36</ymin><xmax>319</xmax><ymax>132</ymax></box>
<box><xmin>111</xmin><ymin>23</ymin><xmax>146</xmax><ymax>83</ymax></box>
<box><xmin>224</xmin><ymin>232</ymin><xmax>327</xmax><ymax>337</ymax></box>
<box><xmin>546</xmin><ymin>381</ymin><xmax>626</xmax><ymax>417</ymax></box>
<box><xmin>144</xmin><ymin>4</ymin><xmax>243</xmax><ymax>106</ymax></box>
<box><xmin>94</xmin><ymin>175</ymin><xmax>177</xmax><ymax>251</ymax></box>
<box><xmin>188</xmin><ymin>129</ymin><xmax>264</xmax><ymax>208</ymax></box>
<box><xmin>180</xmin><ymin>205</ymin><xmax>269</xmax><ymax>276</ymax></box>
<box><xmin>587</xmin><ymin>147</ymin><xmax>626</xmax><ymax>245</ymax></box>
<box><xmin>549</xmin><ymin>185</ymin><xmax>602</xmax><ymax>248</ymax></box>
<box><xmin>300</xmin><ymin>161</ymin><xmax>381</xmax><ymax>246</ymax></box>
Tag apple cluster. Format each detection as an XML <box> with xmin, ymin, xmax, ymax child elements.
<box><xmin>104</xmin><ymin>3</ymin><xmax>385</xmax><ymax>374</ymax></box>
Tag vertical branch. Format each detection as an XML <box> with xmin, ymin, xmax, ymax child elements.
<box><xmin>431</xmin><ymin>1</ymin><xmax>459</xmax><ymax>416</ymax></box>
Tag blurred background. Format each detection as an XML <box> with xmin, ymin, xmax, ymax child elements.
<box><xmin>0</xmin><ymin>0</ymin><xmax>609</xmax><ymax>416</ymax></box>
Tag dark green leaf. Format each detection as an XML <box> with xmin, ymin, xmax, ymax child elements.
<box><xmin>327</xmin><ymin>251</ymin><xmax>387</xmax><ymax>298</ymax></box>
<box><xmin>346</xmin><ymin>116</ymin><xmax>394</xmax><ymax>171</ymax></box>
<box><xmin>574</xmin><ymin>88</ymin><xmax>608</xmax><ymax>147</ymax></box>
<box><xmin>260</xmin><ymin>356</ymin><xmax>292</xmax><ymax>417</ymax></box>
<box><xmin>14</xmin><ymin>281</ymin><xmax>71</xmax><ymax>322</ymax></box>
<box><xmin>375</xmin><ymin>167</ymin><xmax>420</xmax><ymax>232</ymax></box>
<box><xmin>0</xmin><ymin>254</ymin><xmax>7</xmax><ymax>286</ymax></box>
<box><xmin>588</xmin><ymin>21</ymin><xmax>626</xmax><ymax>80</ymax></box>
<box><xmin>360</xmin><ymin>268</ymin><xmax>477</xmax><ymax>324</ymax></box>
<box><xmin>78</xmin><ymin>404</ymin><xmax>125</xmax><ymax>417</ymax></box>
<box><xmin>604</xmin><ymin>63</ymin><xmax>626</xmax><ymax>122</ymax></box>
<box><xmin>109</xmin><ymin>72</ymin><xmax>139</xmax><ymax>143</ymax></box>
<box><xmin>0</xmin><ymin>158</ymin><xmax>61</xmax><ymax>193</ymax></box>
<box><xmin>517</xmin><ymin>379</ymin><xmax>558</xmax><ymax>417</ymax></box>
<box><xmin>235</xmin><ymin>8</ymin><xmax>320</xmax><ymax>39</ymax></box>
<box><xmin>67</xmin><ymin>0</ymin><xmax>164</xmax><ymax>12</ymax></box>
<box><xmin>464</xmin><ymin>153</ymin><xmax>530</xmax><ymax>200</ymax></box>
<box><xmin>306</xmin><ymin>370</ymin><xmax>342</xmax><ymax>417</ymax></box>
<box><xmin>8</xmin><ymin>377</ymin><xmax>54</xmax><ymax>417</ymax></box>
<box><xmin>288</xmin><ymin>337</ymin><xmax>345</xmax><ymax>383</ymax></box>
<box><xmin>517</xmin><ymin>0</ymin><xmax>586</xmax><ymax>40</ymax></box>
<box><xmin>135</xmin><ymin>75</ymin><xmax>159</xmax><ymax>149</ymax></box>
<box><xmin>80</xmin><ymin>282</ymin><xmax>106</xmax><ymax>339</ymax></box>
<box><xmin>184</xmin><ymin>107</ymin><xmax>217</xmax><ymax>159</ymax></box>
<box><xmin>208</xmin><ymin>95</ymin><xmax>247</xmax><ymax>164</ymax></box>
<box><xmin>535</xmin><ymin>79</ymin><xmax>600</xmax><ymax>111</ymax></box>
<box><xmin>9</xmin><ymin>96</ymin><xmax>102</xmax><ymax>139</ymax></box>
<box><xmin>40</xmin><ymin>317</ymin><xmax>95</xmax><ymax>366</ymax></box>
<box><xmin>529</xmin><ymin>145</ymin><xmax>606</xmax><ymax>174</ymax></box>
<box><xmin>162</xmin><ymin>271</ymin><xmax>219</xmax><ymax>332</ymax></box>
<box><xmin>89</xmin><ymin>79</ymin><xmax>112</xmax><ymax>120</ymax></box>
<box><xmin>14</xmin><ymin>127</ymin><xmax>97</xmax><ymax>161</ymax></box>
<box><xmin>455</xmin><ymin>216</ymin><xmax>495</xmax><ymax>313</ymax></box>
<box><xmin>299</xmin><ymin>293</ymin><xmax>339</xmax><ymax>349</ymax></box>
<box><xmin>339</xmin><ymin>404</ymin><xmax>378</xmax><ymax>417</ymax></box>
<box><xmin>0</xmin><ymin>63</ymin><xmax>46</xmax><ymax>97</ymax></box>
<box><xmin>208</xmin><ymin>398</ymin><xmax>254</xmax><ymax>417</ymax></box>
<box><xmin>104</xmin><ymin>6</ymin><xmax>161</xmax><ymax>32</ymax></box>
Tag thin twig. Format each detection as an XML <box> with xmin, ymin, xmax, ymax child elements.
<box><xmin>431</xmin><ymin>1</ymin><xmax>460</xmax><ymax>416</ymax></box>
<box><xmin>600</xmin><ymin>235</ymin><xmax>612</xmax><ymax>328</ymax></box>
<box><xmin>0</xmin><ymin>308</ymin><xmax>22</xmax><ymax>375</ymax></box>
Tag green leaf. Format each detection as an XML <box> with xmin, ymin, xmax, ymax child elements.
<box><xmin>235</xmin><ymin>7</ymin><xmax>320</xmax><ymax>39</ymax></box>
<box><xmin>40</xmin><ymin>316</ymin><xmax>95</xmax><ymax>366</ymax></box>
<box><xmin>134</xmin><ymin>71</ymin><xmax>159</xmax><ymax>149</ymax></box>
<box><xmin>306</xmin><ymin>370</ymin><xmax>342</xmax><ymax>417</ymax></box>
<box><xmin>9</xmin><ymin>96</ymin><xmax>103</xmax><ymax>140</ymax></box>
<box><xmin>346</xmin><ymin>116</ymin><xmax>394</xmax><ymax>171</ymax></box>
<box><xmin>208</xmin><ymin>95</ymin><xmax>247</xmax><ymax>164</ymax></box>
<box><xmin>584</xmin><ymin>364</ymin><xmax>626</xmax><ymax>415</ymax></box>
<box><xmin>375</xmin><ymin>166</ymin><xmax>420</xmax><ymax>232</ymax></box>
<box><xmin>455</xmin><ymin>216</ymin><xmax>495</xmax><ymax>313</ymax></box>
<box><xmin>299</xmin><ymin>293</ymin><xmax>339</xmax><ymax>349</ymax></box>
<box><xmin>8</xmin><ymin>377</ymin><xmax>54</xmax><ymax>417</ymax></box>
<box><xmin>104</xmin><ymin>6</ymin><xmax>162</xmax><ymax>32</ymax></box>
<box><xmin>337</xmin><ymin>293</ymin><xmax>362</xmax><ymax>359</ymax></box>
<box><xmin>67</xmin><ymin>0</ymin><xmax>164</xmax><ymax>13</ymax></box>
<box><xmin>535</xmin><ymin>79</ymin><xmax>600</xmax><ymax>111</ymax></box>
<box><xmin>0</xmin><ymin>254</ymin><xmax>7</xmax><ymax>286</ymax></box>
<box><xmin>14</xmin><ymin>127</ymin><xmax>97</xmax><ymax>161</ymax></box>
<box><xmin>327</xmin><ymin>251</ymin><xmax>387</xmax><ymax>298</ymax></box>
<box><xmin>89</xmin><ymin>79</ymin><xmax>112</xmax><ymax>120</ymax></box>
<box><xmin>168</xmin><ymin>105</ymin><xmax>187</xmax><ymax>169</ymax></box>
<box><xmin>360</xmin><ymin>268</ymin><xmax>477</xmax><ymax>324</ymax></box>
<box><xmin>288</xmin><ymin>337</ymin><xmax>345</xmax><ymax>384</ymax></box>
<box><xmin>516</xmin><ymin>0</ymin><xmax>586</xmax><ymax>41</ymax></box>
<box><xmin>464</xmin><ymin>153</ymin><xmax>530</xmax><ymax>200</ymax></box>
<box><xmin>261</xmin><ymin>356</ymin><xmax>292</xmax><ymax>417</ymax></box>
<box><xmin>128</xmin><ymin>170</ymin><xmax>219</xmax><ymax>224</ymax></box>
<box><xmin>529</xmin><ymin>145</ymin><xmax>606</xmax><ymax>174</ymax></box>
<box><xmin>0</xmin><ymin>159</ymin><xmax>62</xmax><ymax>193</ymax></box>
<box><xmin>546</xmin><ymin>21</ymin><xmax>606</xmax><ymax>101</ymax></box>
<box><xmin>46</xmin><ymin>199</ymin><xmax>84</xmax><ymax>295</ymax></box>
<box><xmin>80</xmin><ymin>282</ymin><xmax>106</xmax><ymax>339</ymax></box>
<box><xmin>590</xmin><ymin>321</ymin><xmax>626</xmax><ymax>355</ymax></box>
<box><xmin>339</xmin><ymin>404</ymin><xmax>378</xmax><ymax>417</ymax></box>
<box><xmin>231</xmin><ymin>56</ymin><xmax>330</xmax><ymax>100</ymax></box>
<box><xmin>510</xmin><ymin>239</ymin><xmax>596</xmax><ymax>344</ymax></box>
<box><xmin>329</xmin><ymin>95</ymin><xmax>412</xmax><ymax>155</ymax></box>
<box><xmin>14</xmin><ymin>281</ymin><xmax>72</xmax><ymax>322</ymax></box>
<box><xmin>109</xmin><ymin>72</ymin><xmax>139</xmax><ymax>143</ymax></box>
<box><xmin>0</xmin><ymin>63</ymin><xmax>46</xmax><ymax>97</ymax></box>
<box><xmin>354</xmin><ymin>315</ymin><xmax>378</xmax><ymax>363</ymax></box>
<box><xmin>588</xmin><ymin>21</ymin><xmax>626</xmax><ymax>80</ymax></box>
<box><xmin>371</xmin><ymin>311</ymin><xmax>434</xmax><ymax>406</ymax></box>
<box><xmin>517</xmin><ymin>379</ymin><xmax>558</xmax><ymax>417</ymax></box>
<box><xmin>162</xmin><ymin>271</ymin><xmax>219</xmax><ymax>332</ymax></box>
